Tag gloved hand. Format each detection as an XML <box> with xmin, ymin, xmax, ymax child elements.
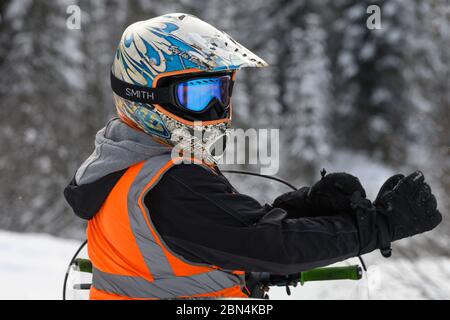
<box><xmin>272</xmin><ymin>186</ymin><xmax>312</xmax><ymax>218</ymax></box>
<box><xmin>374</xmin><ymin>171</ymin><xmax>442</xmax><ymax>244</ymax></box>
<box><xmin>272</xmin><ymin>171</ymin><xmax>367</xmax><ymax>218</ymax></box>
<box><xmin>374</xmin><ymin>173</ymin><xmax>404</xmax><ymax>205</ymax></box>
<box><xmin>327</xmin><ymin>171</ymin><xmax>442</xmax><ymax>258</ymax></box>
<box><xmin>308</xmin><ymin>172</ymin><xmax>366</xmax><ymax>214</ymax></box>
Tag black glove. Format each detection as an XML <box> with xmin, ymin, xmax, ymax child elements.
<box><xmin>273</xmin><ymin>171</ymin><xmax>366</xmax><ymax>218</ymax></box>
<box><xmin>363</xmin><ymin>171</ymin><xmax>442</xmax><ymax>257</ymax></box>
<box><xmin>375</xmin><ymin>171</ymin><xmax>442</xmax><ymax>242</ymax></box>
<box><xmin>272</xmin><ymin>186</ymin><xmax>312</xmax><ymax>218</ymax></box>
<box><xmin>308</xmin><ymin>172</ymin><xmax>366</xmax><ymax>214</ymax></box>
<box><xmin>374</xmin><ymin>174</ymin><xmax>404</xmax><ymax>205</ymax></box>
<box><xmin>323</xmin><ymin>171</ymin><xmax>443</xmax><ymax>259</ymax></box>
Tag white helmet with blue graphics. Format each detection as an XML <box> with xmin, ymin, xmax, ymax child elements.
<box><xmin>111</xmin><ymin>13</ymin><xmax>267</xmax><ymax>162</ymax></box>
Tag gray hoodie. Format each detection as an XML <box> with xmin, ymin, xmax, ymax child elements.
<box><xmin>65</xmin><ymin>118</ymin><xmax>172</xmax><ymax>220</ymax></box>
<box><xmin>75</xmin><ymin>118</ymin><xmax>171</xmax><ymax>186</ymax></box>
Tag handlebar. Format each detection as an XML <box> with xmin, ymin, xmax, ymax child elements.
<box><xmin>299</xmin><ymin>265</ymin><xmax>362</xmax><ymax>284</ymax></box>
<box><xmin>70</xmin><ymin>258</ymin><xmax>362</xmax><ymax>293</ymax></box>
<box><xmin>259</xmin><ymin>264</ymin><xmax>362</xmax><ymax>288</ymax></box>
<box><xmin>246</xmin><ymin>265</ymin><xmax>362</xmax><ymax>297</ymax></box>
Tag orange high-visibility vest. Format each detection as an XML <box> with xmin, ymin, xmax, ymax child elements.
<box><xmin>87</xmin><ymin>154</ymin><xmax>248</xmax><ymax>299</ymax></box>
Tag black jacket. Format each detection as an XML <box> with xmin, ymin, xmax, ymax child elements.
<box><xmin>65</xmin><ymin>162</ymin><xmax>380</xmax><ymax>275</ymax></box>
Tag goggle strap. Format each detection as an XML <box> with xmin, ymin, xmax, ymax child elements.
<box><xmin>229</xmin><ymin>80</ymin><xmax>234</xmax><ymax>97</ymax></box>
<box><xmin>111</xmin><ymin>72</ymin><xmax>172</xmax><ymax>105</ymax></box>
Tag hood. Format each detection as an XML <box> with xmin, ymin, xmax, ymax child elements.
<box><xmin>64</xmin><ymin>118</ymin><xmax>171</xmax><ymax>219</ymax></box>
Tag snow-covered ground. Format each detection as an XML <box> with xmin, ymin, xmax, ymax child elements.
<box><xmin>0</xmin><ymin>231</ymin><xmax>80</xmax><ymax>300</ymax></box>
<box><xmin>0</xmin><ymin>230</ymin><xmax>449</xmax><ymax>300</ymax></box>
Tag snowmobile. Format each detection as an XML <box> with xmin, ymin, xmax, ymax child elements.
<box><xmin>63</xmin><ymin>170</ymin><xmax>369</xmax><ymax>300</ymax></box>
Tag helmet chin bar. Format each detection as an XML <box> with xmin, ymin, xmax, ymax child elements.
<box><xmin>169</xmin><ymin>120</ymin><xmax>231</xmax><ymax>165</ymax></box>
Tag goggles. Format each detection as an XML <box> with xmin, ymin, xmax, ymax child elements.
<box><xmin>111</xmin><ymin>72</ymin><xmax>233</xmax><ymax>113</ymax></box>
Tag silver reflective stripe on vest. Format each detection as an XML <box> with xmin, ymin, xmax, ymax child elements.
<box><xmin>127</xmin><ymin>154</ymin><xmax>174</xmax><ymax>278</ymax></box>
<box><xmin>92</xmin><ymin>267</ymin><xmax>242</xmax><ymax>299</ymax></box>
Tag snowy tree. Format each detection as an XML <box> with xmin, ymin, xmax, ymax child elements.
<box><xmin>285</xmin><ymin>13</ymin><xmax>331</xmax><ymax>182</ymax></box>
<box><xmin>0</xmin><ymin>0</ymin><xmax>85</xmax><ymax>235</ymax></box>
<box><xmin>401</xmin><ymin>0</ymin><xmax>450</xmax><ymax>252</ymax></box>
<box><xmin>330</xmin><ymin>0</ymin><xmax>412</xmax><ymax>164</ymax></box>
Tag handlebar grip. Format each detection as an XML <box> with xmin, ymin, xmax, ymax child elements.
<box><xmin>300</xmin><ymin>265</ymin><xmax>362</xmax><ymax>285</ymax></box>
<box><xmin>73</xmin><ymin>258</ymin><xmax>93</xmax><ymax>274</ymax></box>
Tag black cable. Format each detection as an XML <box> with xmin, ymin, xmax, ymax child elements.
<box><xmin>358</xmin><ymin>255</ymin><xmax>367</xmax><ymax>272</ymax></box>
<box><xmin>221</xmin><ymin>169</ymin><xmax>298</xmax><ymax>191</ymax></box>
<box><xmin>62</xmin><ymin>239</ymin><xmax>87</xmax><ymax>300</ymax></box>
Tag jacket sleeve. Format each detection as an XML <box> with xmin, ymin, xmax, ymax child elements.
<box><xmin>145</xmin><ymin>164</ymin><xmax>379</xmax><ymax>274</ymax></box>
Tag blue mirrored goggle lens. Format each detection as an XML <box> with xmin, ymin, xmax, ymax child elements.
<box><xmin>176</xmin><ymin>76</ymin><xmax>231</xmax><ymax>112</ymax></box>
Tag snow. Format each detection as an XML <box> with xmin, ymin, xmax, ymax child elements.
<box><xmin>0</xmin><ymin>230</ymin><xmax>80</xmax><ymax>300</ymax></box>
<box><xmin>1</xmin><ymin>230</ymin><xmax>449</xmax><ymax>300</ymax></box>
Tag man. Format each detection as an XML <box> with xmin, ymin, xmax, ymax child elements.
<box><xmin>64</xmin><ymin>13</ymin><xmax>442</xmax><ymax>300</ymax></box>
